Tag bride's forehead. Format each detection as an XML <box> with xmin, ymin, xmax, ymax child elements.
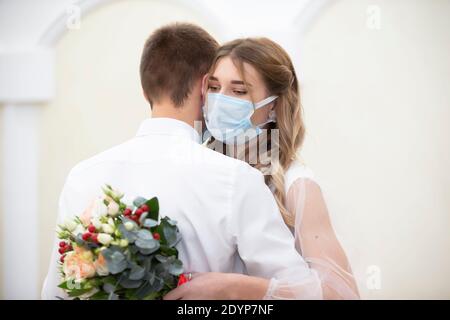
<box><xmin>211</xmin><ymin>57</ymin><xmax>261</xmax><ymax>85</ymax></box>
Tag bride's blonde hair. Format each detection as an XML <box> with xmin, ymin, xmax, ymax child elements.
<box><xmin>206</xmin><ymin>38</ymin><xmax>305</xmax><ymax>226</ymax></box>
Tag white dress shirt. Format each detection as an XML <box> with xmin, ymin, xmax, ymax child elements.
<box><xmin>41</xmin><ymin>117</ymin><xmax>310</xmax><ymax>299</ymax></box>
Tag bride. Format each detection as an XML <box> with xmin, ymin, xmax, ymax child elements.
<box><xmin>165</xmin><ymin>37</ymin><xmax>360</xmax><ymax>300</ymax></box>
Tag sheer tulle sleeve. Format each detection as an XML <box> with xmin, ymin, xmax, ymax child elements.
<box><xmin>264</xmin><ymin>178</ymin><xmax>360</xmax><ymax>300</ymax></box>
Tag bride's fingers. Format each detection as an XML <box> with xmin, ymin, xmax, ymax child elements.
<box><xmin>163</xmin><ymin>286</ymin><xmax>186</xmax><ymax>300</ymax></box>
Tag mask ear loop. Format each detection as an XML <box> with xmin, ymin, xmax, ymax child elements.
<box><xmin>249</xmin><ymin>96</ymin><xmax>279</xmax><ymax>128</ymax></box>
<box><xmin>254</xmin><ymin>95</ymin><xmax>278</xmax><ymax>109</ymax></box>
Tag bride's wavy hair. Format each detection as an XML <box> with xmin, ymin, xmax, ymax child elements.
<box><xmin>206</xmin><ymin>38</ymin><xmax>305</xmax><ymax>226</ymax></box>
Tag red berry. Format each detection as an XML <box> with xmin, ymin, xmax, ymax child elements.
<box><xmin>82</xmin><ymin>232</ymin><xmax>91</xmax><ymax>241</ymax></box>
<box><xmin>58</xmin><ymin>247</ymin><xmax>66</xmax><ymax>255</ymax></box>
<box><xmin>131</xmin><ymin>215</ymin><xmax>139</xmax><ymax>223</ymax></box>
<box><xmin>91</xmin><ymin>234</ymin><xmax>98</xmax><ymax>243</ymax></box>
<box><xmin>135</xmin><ymin>208</ymin><xmax>143</xmax><ymax>216</ymax></box>
<box><xmin>153</xmin><ymin>233</ymin><xmax>160</xmax><ymax>241</ymax></box>
<box><xmin>66</xmin><ymin>245</ymin><xmax>73</xmax><ymax>251</ymax></box>
<box><xmin>177</xmin><ymin>274</ymin><xmax>188</xmax><ymax>287</ymax></box>
<box><xmin>123</xmin><ymin>208</ymin><xmax>132</xmax><ymax>216</ymax></box>
<box><xmin>88</xmin><ymin>225</ymin><xmax>96</xmax><ymax>233</ymax></box>
<box><xmin>59</xmin><ymin>241</ymin><xmax>66</xmax><ymax>248</ymax></box>
<box><xmin>60</xmin><ymin>254</ymin><xmax>66</xmax><ymax>263</ymax></box>
<box><xmin>140</xmin><ymin>204</ymin><xmax>149</xmax><ymax>212</ymax></box>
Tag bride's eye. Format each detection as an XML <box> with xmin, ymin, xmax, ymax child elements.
<box><xmin>233</xmin><ymin>90</ymin><xmax>248</xmax><ymax>96</ymax></box>
<box><xmin>208</xmin><ymin>85</ymin><xmax>220</xmax><ymax>92</ymax></box>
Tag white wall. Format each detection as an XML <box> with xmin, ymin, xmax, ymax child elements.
<box><xmin>300</xmin><ymin>0</ymin><xmax>450</xmax><ymax>299</ymax></box>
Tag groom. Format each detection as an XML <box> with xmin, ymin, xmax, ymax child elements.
<box><xmin>42</xmin><ymin>23</ymin><xmax>308</xmax><ymax>299</ymax></box>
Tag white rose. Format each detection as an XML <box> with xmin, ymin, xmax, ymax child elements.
<box><xmin>72</xmin><ymin>224</ymin><xmax>85</xmax><ymax>237</ymax></box>
<box><xmin>107</xmin><ymin>202</ymin><xmax>119</xmax><ymax>217</ymax></box>
<box><xmin>107</xmin><ymin>217</ymin><xmax>115</xmax><ymax>227</ymax></box>
<box><xmin>124</xmin><ymin>222</ymin><xmax>134</xmax><ymax>231</ymax></box>
<box><xmin>94</xmin><ymin>200</ymin><xmax>108</xmax><ymax>217</ymax></box>
<box><xmin>92</xmin><ymin>217</ymin><xmax>102</xmax><ymax>230</ymax></box>
<box><xmin>111</xmin><ymin>189</ymin><xmax>124</xmax><ymax>200</ymax></box>
<box><xmin>63</xmin><ymin>218</ymin><xmax>77</xmax><ymax>232</ymax></box>
<box><xmin>101</xmin><ymin>224</ymin><xmax>114</xmax><ymax>234</ymax></box>
<box><xmin>97</xmin><ymin>233</ymin><xmax>113</xmax><ymax>246</ymax></box>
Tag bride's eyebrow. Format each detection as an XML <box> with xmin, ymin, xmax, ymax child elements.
<box><xmin>209</xmin><ymin>76</ymin><xmax>252</xmax><ymax>87</ymax></box>
<box><xmin>231</xmin><ymin>80</ymin><xmax>252</xmax><ymax>87</ymax></box>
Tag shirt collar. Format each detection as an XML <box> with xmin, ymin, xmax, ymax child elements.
<box><xmin>136</xmin><ymin>117</ymin><xmax>201</xmax><ymax>144</ymax></box>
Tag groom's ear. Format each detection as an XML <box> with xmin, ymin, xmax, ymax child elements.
<box><xmin>201</xmin><ymin>74</ymin><xmax>209</xmax><ymax>105</ymax></box>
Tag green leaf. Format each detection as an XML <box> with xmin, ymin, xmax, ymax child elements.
<box><xmin>58</xmin><ymin>281</ymin><xmax>69</xmax><ymax>290</ymax></box>
<box><xmin>89</xmin><ymin>291</ymin><xmax>109</xmax><ymax>300</ymax></box>
<box><xmin>67</xmin><ymin>287</ymin><xmax>94</xmax><ymax>297</ymax></box>
<box><xmin>159</xmin><ymin>245</ymin><xmax>178</xmax><ymax>257</ymax></box>
<box><xmin>146</xmin><ymin>197</ymin><xmax>159</xmax><ymax>221</ymax></box>
<box><xmin>143</xmin><ymin>291</ymin><xmax>160</xmax><ymax>300</ymax></box>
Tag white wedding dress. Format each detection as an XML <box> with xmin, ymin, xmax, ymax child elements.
<box><xmin>263</xmin><ymin>160</ymin><xmax>360</xmax><ymax>299</ymax></box>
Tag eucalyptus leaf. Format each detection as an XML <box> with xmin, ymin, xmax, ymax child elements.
<box><xmin>137</xmin><ymin>229</ymin><xmax>153</xmax><ymax>240</ymax></box>
<box><xmin>133</xmin><ymin>197</ymin><xmax>147</xmax><ymax>208</ymax></box>
<box><xmin>74</xmin><ymin>234</ymin><xmax>85</xmax><ymax>246</ymax></box>
<box><xmin>168</xmin><ymin>259</ymin><xmax>183</xmax><ymax>276</ymax></box>
<box><xmin>102</xmin><ymin>283</ymin><xmax>116</xmax><ymax>294</ymax></box>
<box><xmin>102</xmin><ymin>249</ymin><xmax>127</xmax><ymax>274</ymax></box>
<box><xmin>143</xmin><ymin>218</ymin><xmax>158</xmax><ymax>228</ymax></box>
<box><xmin>155</xmin><ymin>254</ymin><xmax>168</xmax><ymax>264</ymax></box>
<box><xmin>108</xmin><ymin>292</ymin><xmax>119</xmax><ymax>300</ymax></box>
<box><xmin>119</xmin><ymin>278</ymin><xmax>143</xmax><ymax>289</ymax></box>
<box><xmin>118</xmin><ymin>224</ymin><xmax>137</xmax><ymax>243</ymax></box>
<box><xmin>134</xmin><ymin>280</ymin><xmax>158</xmax><ymax>300</ymax></box>
<box><xmin>139</xmin><ymin>212</ymin><xmax>148</xmax><ymax>224</ymax></box>
<box><xmin>136</xmin><ymin>238</ymin><xmax>158</xmax><ymax>250</ymax></box>
<box><xmin>129</xmin><ymin>264</ymin><xmax>146</xmax><ymax>280</ymax></box>
<box><xmin>138</xmin><ymin>243</ymin><xmax>160</xmax><ymax>255</ymax></box>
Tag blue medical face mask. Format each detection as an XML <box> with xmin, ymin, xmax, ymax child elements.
<box><xmin>203</xmin><ymin>93</ymin><xmax>278</xmax><ymax>145</ymax></box>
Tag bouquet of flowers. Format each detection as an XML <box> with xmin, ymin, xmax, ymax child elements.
<box><xmin>56</xmin><ymin>185</ymin><xmax>184</xmax><ymax>300</ymax></box>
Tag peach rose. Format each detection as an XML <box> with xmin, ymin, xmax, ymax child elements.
<box><xmin>63</xmin><ymin>246</ymin><xmax>96</xmax><ymax>281</ymax></box>
<box><xmin>94</xmin><ymin>252</ymin><xmax>109</xmax><ymax>276</ymax></box>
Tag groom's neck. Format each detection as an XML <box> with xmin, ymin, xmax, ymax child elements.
<box><xmin>151</xmin><ymin>100</ymin><xmax>200</xmax><ymax>129</ymax></box>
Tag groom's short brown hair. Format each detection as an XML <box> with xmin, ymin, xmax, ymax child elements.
<box><xmin>140</xmin><ymin>23</ymin><xmax>218</xmax><ymax>107</ymax></box>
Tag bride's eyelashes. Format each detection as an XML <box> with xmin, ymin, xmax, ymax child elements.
<box><xmin>207</xmin><ymin>84</ymin><xmax>220</xmax><ymax>92</ymax></box>
<box><xmin>207</xmin><ymin>84</ymin><xmax>248</xmax><ymax>96</ymax></box>
<box><xmin>233</xmin><ymin>89</ymin><xmax>248</xmax><ymax>96</ymax></box>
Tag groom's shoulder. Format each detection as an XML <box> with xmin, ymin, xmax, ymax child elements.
<box><xmin>194</xmin><ymin>144</ymin><xmax>264</xmax><ymax>180</ymax></box>
<box><xmin>67</xmin><ymin>139</ymin><xmax>133</xmax><ymax>178</ymax></box>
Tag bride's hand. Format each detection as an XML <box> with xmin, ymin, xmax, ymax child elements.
<box><xmin>163</xmin><ymin>272</ymin><xmax>269</xmax><ymax>300</ymax></box>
